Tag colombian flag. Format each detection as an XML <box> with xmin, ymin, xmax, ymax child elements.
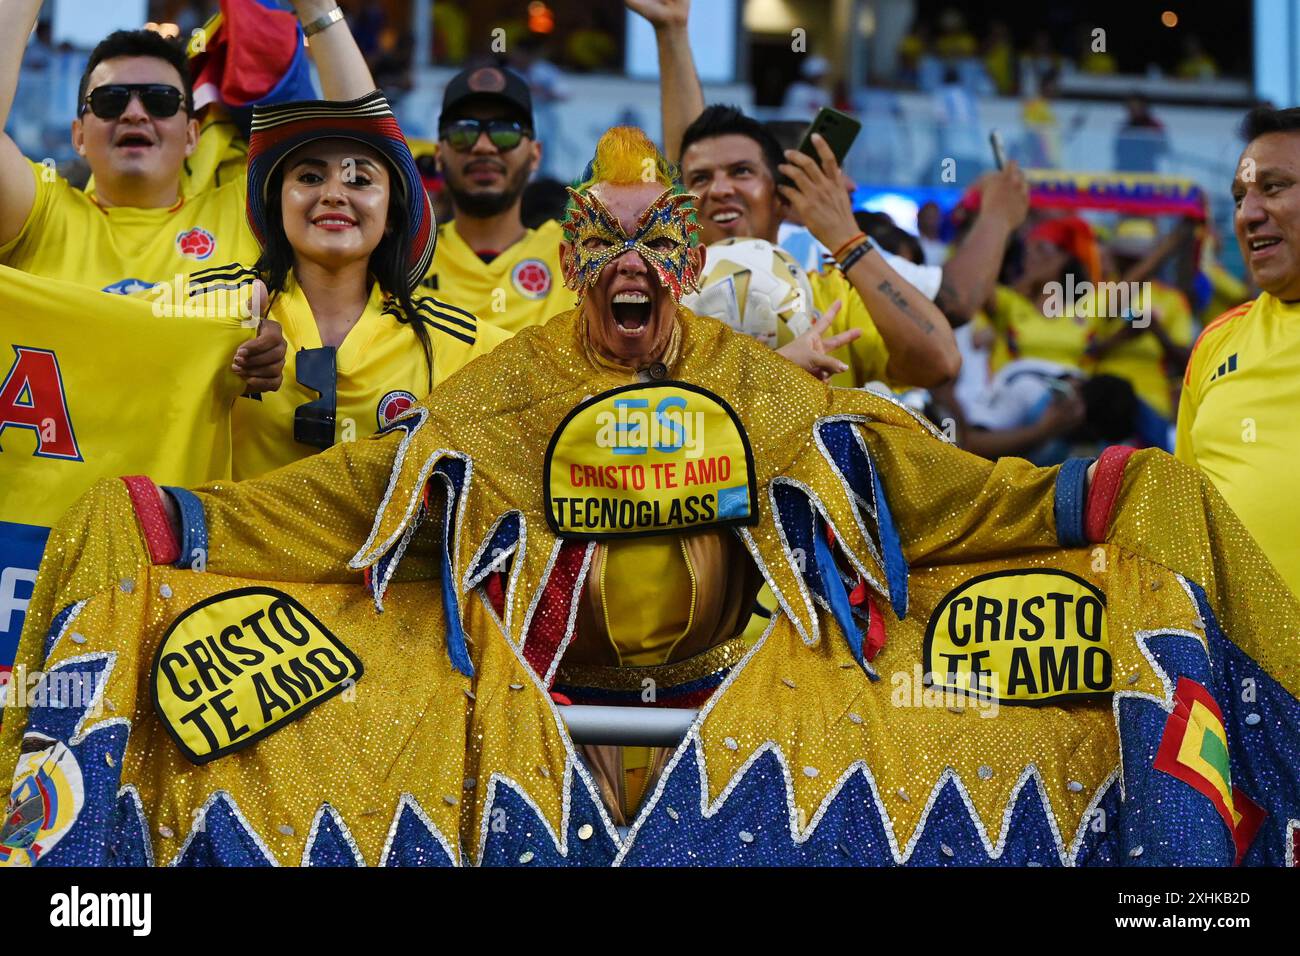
<box><xmin>1154</xmin><ymin>676</ymin><xmax>1266</xmax><ymax>864</ymax></box>
<box><xmin>0</xmin><ymin>267</ymin><xmax>249</xmax><ymax>678</ymax></box>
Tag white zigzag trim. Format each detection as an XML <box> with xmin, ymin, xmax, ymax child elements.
<box><xmin>372</xmin><ymin>513</ymin><xmax>418</xmax><ymax>613</ymax></box>
<box><xmin>812</xmin><ymin>415</ymin><xmax>883</xmax><ymax>563</ymax></box>
<box><xmin>1286</xmin><ymin>820</ymin><xmax>1299</xmax><ymax>867</ymax></box>
<box><xmin>463</xmin><ymin>511</ymin><xmax>523</xmax><ymax>592</ymax></box>
<box><xmin>542</xmin><ymin>542</ymin><xmax>596</xmax><ymax>688</ymax></box>
<box><xmin>168</xmin><ymin>790</ymin><xmax>280</xmax><ymax>867</ymax></box>
<box><xmin>470</xmin><ymin>615</ymin><xmax>623</xmax><ymax>865</ymax></box>
<box><xmin>42</xmin><ymin>599</ymin><xmax>89</xmax><ymax>663</ymax></box>
<box><xmin>349</xmin><ymin>405</ymin><xmax>430</xmax><ymax>568</ymax></box>
<box><xmin>614</xmin><ymin>611</ymin><xmax>781</xmax><ymax>863</ymax></box>
<box><xmin>41</xmin><ymin>650</ymin><xmax>119</xmax><ymax>743</ymax></box>
<box><xmin>753</xmin><ymin>490</ymin><xmax>820</xmax><ymax>647</ymax></box>
<box><xmin>772</xmin><ymin>473</ymin><xmax>892</xmax><ymax>639</ymax></box>
<box><xmin>1067</xmin><ymin>769</ymin><xmax>1119</xmax><ymax>866</ymax></box>
<box><xmin>830</xmin><ymin>383</ymin><xmax>945</xmax><ymax>440</ymax></box>
<box><xmin>378</xmin><ymin>792</ymin><xmax>459</xmax><ymax>867</ymax></box>
<box><xmin>303</xmin><ymin>802</ymin><xmax>366</xmax><ymax>867</ymax></box>
<box><xmin>71</xmin><ymin>715</ymin><xmax>130</xmax><ymax>750</ymax></box>
<box><xmin>1111</xmin><ymin>573</ymin><xmax>1211</xmax><ymax>803</ymax></box>
<box><xmin>614</xmin><ymin>608</ymin><xmax>1114</xmax><ymax>866</ymax></box>
<box><xmin>517</xmin><ymin>538</ymin><xmax>563</xmax><ymax>653</ymax></box>
<box><xmin>115</xmin><ymin>784</ymin><xmax>155</xmax><ymax>867</ymax></box>
<box><xmin>462</xmin><ymin>512</ymin><xmax>530</xmax><ymax>643</ymax></box>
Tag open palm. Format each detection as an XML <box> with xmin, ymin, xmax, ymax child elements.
<box><xmin>624</xmin><ymin>0</ymin><xmax>690</xmax><ymax>29</ymax></box>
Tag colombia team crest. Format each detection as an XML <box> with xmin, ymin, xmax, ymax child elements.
<box><xmin>175</xmin><ymin>227</ymin><xmax>216</xmax><ymax>261</ymax></box>
<box><xmin>377</xmin><ymin>390</ymin><xmax>418</xmax><ymax>429</ymax></box>
<box><xmin>511</xmin><ymin>258</ymin><xmax>552</xmax><ymax>299</ymax></box>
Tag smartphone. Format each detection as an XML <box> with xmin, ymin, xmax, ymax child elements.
<box><xmin>989</xmin><ymin>130</ymin><xmax>1006</xmax><ymax>170</ymax></box>
<box><xmin>778</xmin><ymin>107</ymin><xmax>862</xmax><ymax>188</ymax></box>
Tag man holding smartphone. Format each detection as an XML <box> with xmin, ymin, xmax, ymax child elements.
<box><xmin>626</xmin><ymin>0</ymin><xmax>1030</xmax><ymax>389</ymax></box>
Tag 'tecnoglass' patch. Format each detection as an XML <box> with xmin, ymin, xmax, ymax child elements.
<box><xmin>151</xmin><ymin>587</ymin><xmax>362</xmax><ymax>763</ymax></box>
<box><xmin>544</xmin><ymin>382</ymin><xmax>758</xmax><ymax>539</ymax></box>
<box><xmin>923</xmin><ymin>569</ymin><xmax>1111</xmax><ymax>705</ymax></box>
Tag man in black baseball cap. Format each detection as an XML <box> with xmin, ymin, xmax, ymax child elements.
<box><xmin>424</xmin><ymin>65</ymin><xmax>576</xmax><ymax>335</ymax></box>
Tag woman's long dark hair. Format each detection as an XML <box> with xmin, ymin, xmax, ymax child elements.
<box><xmin>255</xmin><ymin>159</ymin><xmax>435</xmax><ymax>391</ymax></box>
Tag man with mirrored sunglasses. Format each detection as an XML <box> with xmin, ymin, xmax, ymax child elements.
<box><xmin>423</xmin><ymin>65</ymin><xmax>577</xmax><ymax>336</ymax></box>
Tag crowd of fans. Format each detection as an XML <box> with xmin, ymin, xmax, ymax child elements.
<box><xmin>0</xmin><ymin>0</ymin><xmax>1293</xmax><ymax>603</ymax></box>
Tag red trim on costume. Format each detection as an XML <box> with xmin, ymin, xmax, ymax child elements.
<box><xmin>1084</xmin><ymin>446</ymin><xmax>1136</xmax><ymax>543</ymax></box>
<box><xmin>865</xmin><ymin>593</ymin><xmax>887</xmax><ymax>661</ymax></box>
<box><xmin>485</xmin><ymin>571</ymin><xmax>506</xmax><ymax>618</ymax></box>
<box><xmin>522</xmin><ymin>540</ymin><xmax>590</xmax><ymax>685</ymax></box>
<box><xmin>1153</xmin><ymin>677</ymin><xmax>1266</xmax><ymax>865</ymax></box>
<box><xmin>121</xmin><ymin>476</ymin><xmax>180</xmax><ymax>566</ymax></box>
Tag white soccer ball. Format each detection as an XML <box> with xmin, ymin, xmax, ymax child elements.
<box><xmin>683</xmin><ymin>238</ymin><xmax>815</xmax><ymax>347</ymax></box>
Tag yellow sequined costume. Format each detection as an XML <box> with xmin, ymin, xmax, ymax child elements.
<box><xmin>4</xmin><ymin>307</ymin><xmax>1300</xmax><ymax>867</ymax></box>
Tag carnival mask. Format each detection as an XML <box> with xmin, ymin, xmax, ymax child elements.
<box><xmin>561</xmin><ymin>186</ymin><xmax>701</xmax><ymax>302</ymax></box>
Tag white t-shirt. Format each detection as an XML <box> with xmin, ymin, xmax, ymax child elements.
<box><xmin>776</xmin><ymin>223</ymin><xmax>942</xmax><ymax>300</ymax></box>
<box><xmin>963</xmin><ymin>358</ymin><xmax>1081</xmax><ymax>431</ymax></box>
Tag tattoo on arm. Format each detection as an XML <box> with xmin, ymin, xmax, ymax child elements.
<box><xmin>877</xmin><ymin>279</ymin><xmax>935</xmax><ymax>334</ymax></box>
<box><xmin>934</xmin><ymin>278</ymin><xmax>965</xmax><ymax>320</ymax></box>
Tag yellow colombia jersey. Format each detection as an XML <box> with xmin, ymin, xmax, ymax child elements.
<box><xmin>1089</xmin><ymin>282</ymin><xmax>1197</xmax><ymax>418</ymax></box>
<box><xmin>186</xmin><ymin>264</ymin><xmax>508</xmax><ymax>480</ymax></box>
<box><xmin>1175</xmin><ymin>295</ymin><xmax>1300</xmax><ymax>599</ymax></box>
<box><xmin>809</xmin><ymin>266</ymin><xmax>891</xmax><ymax>388</ymax></box>
<box><xmin>987</xmin><ymin>284</ymin><xmax>1091</xmax><ymax>373</ymax></box>
<box><xmin>420</xmin><ymin>218</ymin><xmax>576</xmax><ymax>336</ymax></box>
<box><xmin>0</xmin><ymin>159</ymin><xmax>259</xmax><ymax>295</ymax></box>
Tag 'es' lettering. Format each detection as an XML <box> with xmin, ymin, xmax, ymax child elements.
<box><xmin>0</xmin><ymin>346</ymin><xmax>81</xmax><ymax>460</ymax></box>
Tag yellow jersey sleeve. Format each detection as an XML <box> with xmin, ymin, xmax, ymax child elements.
<box><xmin>1173</xmin><ymin>360</ymin><xmax>1199</xmax><ymax>466</ymax></box>
<box><xmin>421</xmin><ymin>296</ymin><xmax>512</xmax><ymax>381</ymax></box>
<box><xmin>810</xmin><ymin>268</ymin><xmax>890</xmax><ymax>387</ymax></box>
<box><xmin>0</xmin><ymin>159</ymin><xmax>61</xmax><ymax>268</ymax></box>
<box><xmin>1174</xmin><ymin>300</ymin><xmax>1251</xmax><ymax>467</ymax></box>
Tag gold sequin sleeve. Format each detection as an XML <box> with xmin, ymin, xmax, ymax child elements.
<box><xmin>854</xmin><ymin>415</ymin><xmax>1062</xmax><ymax>567</ymax></box>
<box><xmin>193</xmin><ymin>426</ymin><xmax>429</xmax><ymax>583</ymax></box>
<box><xmin>0</xmin><ymin>478</ymin><xmax>153</xmax><ymax>787</ymax></box>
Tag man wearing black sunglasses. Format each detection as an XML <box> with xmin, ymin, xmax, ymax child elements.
<box><xmin>0</xmin><ymin>1</ymin><xmax>371</xmax><ymax>312</ymax></box>
<box><xmin>423</xmin><ymin>65</ymin><xmax>577</xmax><ymax>336</ymax></box>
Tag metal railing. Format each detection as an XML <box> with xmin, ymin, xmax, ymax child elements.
<box><xmin>558</xmin><ymin>704</ymin><xmax>697</xmax><ymax>747</ymax></box>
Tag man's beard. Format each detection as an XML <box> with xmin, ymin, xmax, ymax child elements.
<box><xmin>446</xmin><ymin>162</ymin><xmax>531</xmax><ymax>218</ymax></box>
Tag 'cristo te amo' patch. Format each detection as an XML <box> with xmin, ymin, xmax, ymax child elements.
<box><xmin>544</xmin><ymin>382</ymin><xmax>758</xmax><ymax>539</ymax></box>
<box><xmin>151</xmin><ymin>587</ymin><xmax>362</xmax><ymax>764</ymax></box>
<box><xmin>923</xmin><ymin>569</ymin><xmax>1111</xmax><ymax>705</ymax></box>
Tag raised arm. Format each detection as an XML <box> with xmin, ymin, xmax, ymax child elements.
<box><xmin>780</xmin><ymin>135</ymin><xmax>961</xmax><ymax>388</ymax></box>
<box><xmin>0</xmin><ymin>0</ymin><xmax>44</xmax><ymax>247</ymax></box>
<box><xmin>934</xmin><ymin>162</ymin><xmax>1030</xmax><ymax>325</ymax></box>
<box><xmin>625</xmin><ymin>0</ymin><xmax>702</xmax><ymax>161</ymax></box>
<box><xmin>289</xmin><ymin>0</ymin><xmax>376</xmax><ymax>100</ymax></box>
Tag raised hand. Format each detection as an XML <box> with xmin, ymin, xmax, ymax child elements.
<box><xmin>232</xmin><ymin>279</ymin><xmax>286</xmax><ymax>394</ymax></box>
<box><xmin>776</xmin><ymin>299</ymin><xmax>861</xmax><ymax>380</ymax></box>
<box><xmin>776</xmin><ymin>134</ymin><xmax>860</xmax><ymax>254</ymax></box>
<box><xmin>624</xmin><ymin>0</ymin><xmax>690</xmax><ymax>30</ymax></box>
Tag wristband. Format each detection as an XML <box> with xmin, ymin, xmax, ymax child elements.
<box><xmin>837</xmin><ymin>240</ymin><xmax>873</xmax><ymax>273</ymax></box>
<box><xmin>121</xmin><ymin>476</ymin><xmax>181</xmax><ymax>566</ymax></box>
<box><xmin>830</xmin><ymin>231</ymin><xmax>867</xmax><ymax>260</ymax></box>
<box><xmin>302</xmin><ymin>6</ymin><xmax>345</xmax><ymax>38</ymax></box>
<box><xmin>1053</xmin><ymin>457</ymin><xmax>1093</xmax><ymax>549</ymax></box>
<box><xmin>162</xmin><ymin>486</ymin><xmax>209</xmax><ymax>571</ymax></box>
